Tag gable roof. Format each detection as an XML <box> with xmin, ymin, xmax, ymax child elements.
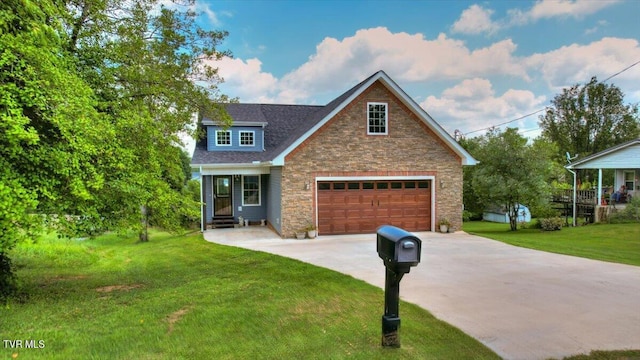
<box><xmin>566</xmin><ymin>138</ymin><xmax>640</xmax><ymax>169</ymax></box>
<box><xmin>191</xmin><ymin>70</ymin><xmax>477</xmax><ymax>167</ymax></box>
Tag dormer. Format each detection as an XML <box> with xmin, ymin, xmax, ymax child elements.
<box><xmin>204</xmin><ymin>120</ymin><xmax>267</xmax><ymax>152</ymax></box>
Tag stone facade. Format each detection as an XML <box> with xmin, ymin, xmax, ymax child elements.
<box><xmin>280</xmin><ymin>81</ymin><xmax>463</xmax><ymax>237</ymax></box>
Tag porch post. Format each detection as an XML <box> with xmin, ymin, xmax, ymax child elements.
<box><xmin>200</xmin><ymin>166</ymin><xmax>204</xmax><ymax>232</ymax></box>
<box><xmin>597</xmin><ymin>168</ymin><xmax>602</xmax><ymax>206</ymax></box>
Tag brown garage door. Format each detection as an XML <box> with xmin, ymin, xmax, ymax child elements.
<box><xmin>317</xmin><ymin>180</ymin><xmax>431</xmax><ymax>235</ymax></box>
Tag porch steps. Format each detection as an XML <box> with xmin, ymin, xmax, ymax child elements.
<box><xmin>212</xmin><ymin>216</ymin><xmax>235</xmax><ymax>229</ymax></box>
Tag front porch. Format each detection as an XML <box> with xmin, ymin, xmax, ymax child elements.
<box><xmin>199</xmin><ymin>173</ymin><xmax>271</xmax><ymax>231</ymax></box>
<box><xmin>551</xmin><ymin>189</ymin><xmax>630</xmax><ymax>224</ymax></box>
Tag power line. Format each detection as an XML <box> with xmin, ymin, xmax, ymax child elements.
<box><xmin>601</xmin><ymin>59</ymin><xmax>640</xmax><ymax>82</ymax></box>
<box><xmin>462</xmin><ymin>60</ymin><xmax>640</xmax><ymax>137</ymax></box>
<box><xmin>464</xmin><ymin>108</ymin><xmax>546</xmax><ymax>136</ymax></box>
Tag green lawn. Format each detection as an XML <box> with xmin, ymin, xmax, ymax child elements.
<box><xmin>2</xmin><ymin>231</ymin><xmax>499</xmax><ymax>360</ymax></box>
<box><xmin>463</xmin><ymin>221</ymin><xmax>640</xmax><ymax>266</ymax></box>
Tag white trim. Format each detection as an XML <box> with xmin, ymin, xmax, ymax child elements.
<box><xmin>314</xmin><ymin>175</ymin><xmax>436</xmax><ymax>234</ymax></box>
<box><xmin>198</xmin><ymin>164</ymin><xmax>271</xmax><ymax>176</ymax></box>
<box><xmin>203</xmin><ymin>120</ymin><xmax>267</xmax><ymax>127</ymax></box>
<box><xmin>239</xmin><ymin>130</ymin><xmax>255</xmax><ymax>147</ymax></box>
<box><xmin>242</xmin><ymin>175</ymin><xmax>261</xmax><ymax>206</ymax></box>
<box><xmin>272</xmin><ymin>71</ymin><xmax>477</xmax><ymax>166</ymax></box>
<box><xmin>367</xmin><ymin>102</ymin><xmax>388</xmax><ymax>135</ymax></box>
<box><xmin>199</xmin><ymin>166</ymin><xmax>204</xmax><ymax>232</ymax></box>
<box><xmin>215</xmin><ymin>130</ymin><xmax>232</xmax><ymax>146</ymax></box>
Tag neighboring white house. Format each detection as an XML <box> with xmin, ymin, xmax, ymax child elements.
<box><xmin>566</xmin><ymin>138</ymin><xmax>640</xmax><ymax>204</ymax></box>
<box><xmin>483</xmin><ymin>204</ymin><xmax>531</xmax><ymax>223</ymax></box>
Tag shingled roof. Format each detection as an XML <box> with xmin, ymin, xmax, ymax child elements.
<box><xmin>192</xmin><ymin>70</ymin><xmax>476</xmax><ymax>167</ymax></box>
<box><xmin>191</xmin><ymin>72</ymin><xmax>376</xmax><ymax>166</ymax></box>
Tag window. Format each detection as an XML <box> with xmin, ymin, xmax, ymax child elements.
<box><xmin>367</xmin><ymin>102</ymin><xmax>388</xmax><ymax>135</ymax></box>
<box><xmin>240</xmin><ymin>131</ymin><xmax>254</xmax><ymax>146</ymax></box>
<box><xmin>624</xmin><ymin>171</ymin><xmax>635</xmax><ymax>191</ymax></box>
<box><xmin>333</xmin><ymin>183</ymin><xmax>346</xmax><ymax>190</ymax></box>
<box><xmin>242</xmin><ymin>176</ymin><xmax>261</xmax><ymax>206</ymax></box>
<box><xmin>215</xmin><ymin>130</ymin><xmax>231</xmax><ymax>146</ymax></box>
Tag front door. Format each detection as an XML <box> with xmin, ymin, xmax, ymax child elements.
<box><xmin>213</xmin><ymin>176</ymin><xmax>232</xmax><ymax>216</ymax></box>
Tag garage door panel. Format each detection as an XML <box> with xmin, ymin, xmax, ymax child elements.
<box><xmin>360</xmin><ymin>207</ymin><xmax>375</xmax><ymax>218</ymax></box>
<box><xmin>318</xmin><ymin>180</ymin><xmax>431</xmax><ymax>235</ymax></box>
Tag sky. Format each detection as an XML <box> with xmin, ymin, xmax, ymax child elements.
<box><xmin>188</xmin><ymin>0</ymin><xmax>640</xmax><ymax>139</ymax></box>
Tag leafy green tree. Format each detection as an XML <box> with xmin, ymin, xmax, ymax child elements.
<box><xmin>471</xmin><ymin>128</ymin><xmax>554</xmax><ymax>230</ymax></box>
<box><xmin>539</xmin><ymin>77</ymin><xmax>640</xmax><ymax>161</ymax></box>
<box><xmin>0</xmin><ymin>0</ymin><xmax>113</xmax><ymax>296</ymax></box>
<box><xmin>62</xmin><ymin>0</ymin><xmax>231</xmax><ymax>241</ymax></box>
<box><xmin>459</xmin><ymin>136</ymin><xmax>484</xmax><ymax>219</ymax></box>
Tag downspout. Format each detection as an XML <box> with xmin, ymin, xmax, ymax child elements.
<box><xmin>199</xmin><ymin>166</ymin><xmax>204</xmax><ymax>232</ymax></box>
<box><xmin>566</xmin><ymin>167</ymin><xmax>577</xmax><ymax>227</ymax></box>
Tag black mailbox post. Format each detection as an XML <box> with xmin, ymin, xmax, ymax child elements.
<box><xmin>376</xmin><ymin>225</ymin><xmax>422</xmax><ymax>348</ymax></box>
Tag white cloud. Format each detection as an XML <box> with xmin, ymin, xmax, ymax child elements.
<box><xmin>527</xmin><ymin>0</ymin><xmax>620</xmax><ymax>21</ymax></box>
<box><xmin>208</xmin><ymin>28</ymin><xmax>639</xmax><ymax>136</ymax></box>
<box><xmin>526</xmin><ymin>37</ymin><xmax>640</xmax><ymax>92</ymax></box>
<box><xmin>454</xmin><ymin>1</ymin><xmax>621</xmax><ymax>35</ymax></box>
<box><xmin>278</xmin><ymin>27</ymin><xmax>528</xmax><ymax>99</ymax></box>
<box><xmin>509</xmin><ymin>0</ymin><xmax>621</xmax><ymax>26</ymax></box>
<box><xmin>213</xmin><ymin>57</ymin><xmax>280</xmax><ymax>103</ymax></box>
<box><xmin>420</xmin><ymin>78</ymin><xmax>547</xmax><ymax>135</ymax></box>
<box><xmin>198</xmin><ymin>2</ymin><xmax>222</xmax><ymax>26</ymax></box>
<box><xmin>451</xmin><ymin>5</ymin><xmax>500</xmax><ymax>35</ymax></box>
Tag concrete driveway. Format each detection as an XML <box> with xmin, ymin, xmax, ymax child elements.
<box><xmin>203</xmin><ymin>228</ymin><xmax>640</xmax><ymax>360</ymax></box>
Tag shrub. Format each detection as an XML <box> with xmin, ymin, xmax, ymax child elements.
<box><xmin>609</xmin><ymin>197</ymin><xmax>640</xmax><ymax>223</ymax></box>
<box><xmin>0</xmin><ymin>252</ymin><xmax>17</xmax><ymax>302</ymax></box>
<box><xmin>539</xmin><ymin>217</ymin><xmax>563</xmax><ymax>231</ymax></box>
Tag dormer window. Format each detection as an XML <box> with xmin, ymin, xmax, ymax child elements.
<box><xmin>216</xmin><ymin>130</ymin><xmax>231</xmax><ymax>146</ymax></box>
<box><xmin>240</xmin><ymin>131</ymin><xmax>255</xmax><ymax>146</ymax></box>
<box><xmin>367</xmin><ymin>102</ymin><xmax>388</xmax><ymax>135</ymax></box>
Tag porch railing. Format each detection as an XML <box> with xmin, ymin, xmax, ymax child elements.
<box><xmin>551</xmin><ymin>189</ymin><xmax>597</xmax><ymax>205</ymax></box>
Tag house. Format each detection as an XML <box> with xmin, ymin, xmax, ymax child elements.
<box><xmin>191</xmin><ymin>70</ymin><xmax>477</xmax><ymax>237</ymax></box>
<box><xmin>483</xmin><ymin>204</ymin><xmax>531</xmax><ymax>224</ymax></box>
<box><xmin>566</xmin><ymin>138</ymin><xmax>640</xmax><ymax>204</ymax></box>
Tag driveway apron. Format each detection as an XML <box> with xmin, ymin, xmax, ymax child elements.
<box><xmin>203</xmin><ymin>228</ymin><xmax>640</xmax><ymax>360</ymax></box>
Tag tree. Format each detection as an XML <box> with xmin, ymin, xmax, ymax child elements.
<box><xmin>471</xmin><ymin>128</ymin><xmax>554</xmax><ymax>230</ymax></box>
<box><xmin>1</xmin><ymin>0</ymin><xmax>113</xmax><ymax>297</ymax></box>
<box><xmin>459</xmin><ymin>136</ymin><xmax>484</xmax><ymax>219</ymax></box>
<box><xmin>1</xmin><ymin>0</ymin><xmax>230</xmax><ymax>297</ymax></box>
<box><xmin>539</xmin><ymin>77</ymin><xmax>640</xmax><ymax>161</ymax></box>
<box><xmin>61</xmin><ymin>0</ymin><xmax>231</xmax><ymax>241</ymax></box>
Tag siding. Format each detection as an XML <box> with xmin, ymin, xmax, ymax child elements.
<box><xmin>267</xmin><ymin>167</ymin><xmax>283</xmax><ymax>234</ymax></box>
<box><xmin>206</xmin><ymin>126</ymin><xmax>264</xmax><ymax>152</ymax></box>
<box><xmin>234</xmin><ymin>175</ymin><xmax>268</xmax><ymax>223</ymax></box>
<box><xmin>203</xmin><ymin>175</ymin><xmax>213</xmax><ymax>222</ymax></box>
<box><xmin>574</xmin><ymin>144</ymin><xmax>640</xmax><ymax>169</ymax></box>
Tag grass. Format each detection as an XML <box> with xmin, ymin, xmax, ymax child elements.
<box><xmin>1</xmin><ymin>230</ymin><xmax>500</xmax><ymax>360</ymax></box>
<box><xmin>463</xmin><ymin>221</ymin><xmax>640</xmax><ymax>267</ymax></box>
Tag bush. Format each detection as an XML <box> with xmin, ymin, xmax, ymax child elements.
<box><xmin>462</xmin><ymin>210</ymin><xmax>483</xmax><ymax>221</ymax></box>
<box><xmin>539</xmin><ymin>217</ymin><xmax>563</xmax><ymax>231</ymax></box>
<box><xmin>530</xmin><ymin>204</ymin><xmax>560</xmax><ymax>219</ymax></box>
<box><xmin>0</xmin><ymin>252</ymin><xmax>17</xmax><ymax>302</ymax></box>
<box><xmin>609</xmin><ymin>197</ymin><xmax>640</xmax><ymax>223</ymax></box>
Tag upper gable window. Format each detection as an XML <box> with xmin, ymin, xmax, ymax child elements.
<box><xmin>215</xmin><ymin>130</ymin><xmax>231</xmax><ymax>146</ymax></box>
<box><xmin>367</xmin><ymin>102</ymin><xmax>388</xmax><ymax>135</ymax></box>
<box><xmin>239</xmin><ymin>131</ymin><xmax>255</xmax><ymax>146</ymax></box>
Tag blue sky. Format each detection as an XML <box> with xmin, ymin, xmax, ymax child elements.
<box><xmin>190</xmin><ymin>0</ymin><xmax>640</xmax><ymax>138</ymax></box>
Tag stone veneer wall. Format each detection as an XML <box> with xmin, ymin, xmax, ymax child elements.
<box><xmin>280</xmin><ymin>81</ymin><xmax>463</xmax><ymax>237</ymax></box>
